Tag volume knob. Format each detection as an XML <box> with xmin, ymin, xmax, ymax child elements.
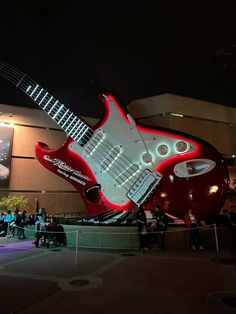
<box><xmin>142</xmin><ymin>153</ymin><xmax>153</xmax><ymax>164</ymax></box>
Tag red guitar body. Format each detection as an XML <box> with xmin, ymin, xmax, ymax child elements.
<box><xmin>35</xmin><ymin>92</ymin><xmax>229</xmax><ymax>220</ymax></box>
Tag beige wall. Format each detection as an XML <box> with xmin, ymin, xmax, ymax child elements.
<box><xmin>0</xmin><ymin>103</ymin><xmax>98</xmax><ymax>216</ymax></box>
<box><xmin>12</xmin><ymin>125</ymin><xmax>67</xmax><ymax>157</ymax></box>
<box><xmin>129</xmin><ymin>93</ymin><xmax>236</xmax><ymax>124</ymax></box>
<box><xmin>129</xmin><ymin>94</ymin><xmax>236</xmax><ymax>155</ymax></box>
<box><xmin>136</xmin><ymin>114</ymin><xmax>236</xmax><ymax>155</ymax></box>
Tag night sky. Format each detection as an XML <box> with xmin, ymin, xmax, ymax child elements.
<box><xmin>0</xmin><ymin>1</ymin><xmax>236</xmax><ymax>118</ymax></box>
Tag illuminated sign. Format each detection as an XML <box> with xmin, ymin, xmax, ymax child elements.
<box><xmin>0</xmin><ymin>125</ymin><xmax>14</xmax><ymax>187</ymax></box>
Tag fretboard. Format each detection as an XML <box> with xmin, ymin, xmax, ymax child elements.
<box><xmin>0</xmin><ymin>60</ymin><xmax>93</xmax><ymax>146</ymax></box>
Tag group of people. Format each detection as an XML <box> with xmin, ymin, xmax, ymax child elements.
<box><xmin>136</xmin><ymin>204</ymin><xmax>173</xmax><ymax>251</ymax></box>
<box><xmin>0</xmin><ymin>209</ymin><xmax>28</xmax><ymax>239</ymax></box>
<box><xmin>33</xmin><ymin>208</ymin><xmax>66</xmax><ymax>248</ymax></box>
<box><xmin>0</xmin><ymin>207</ymin><xmax>66</xmax><ymax>248</ymax></box>
<box><xmin>136</xmin><ymin>204</ymin><xmax>226</xmax><ymax>251</ymax></box>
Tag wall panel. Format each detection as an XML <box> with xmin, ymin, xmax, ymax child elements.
<box><xmin>9</xmin><ymin>158</ymin><xmax>75</xmax><ymax>191</ymax></box>
<box><xmin>12</xmin><ymin>125</ymin><xmax>67</xmax><ymax>157</ymax></box>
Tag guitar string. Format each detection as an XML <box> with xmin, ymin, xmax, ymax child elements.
<box><xmin>20</xmin><ymin>75</ymin><xmax>140</xmax><ymax>190</ymax></box>
<box><xmin>0</xmin><ymin>63</ymin><xmax>141</xmax><ymax>189</ymax></box>
<box><xmin>0</xmin><ymin>62</ymin><xmax>159</xmax><ymax>205</ymax></box>
<box><xmin>0</xmin><ymin>62</ymin><xmax>131</xmax><ymax>178</ymax></box>
<box><xmin>0</xmin><ymin>62</ymin><xmax>146</xmax><ymax>191</ymax></box>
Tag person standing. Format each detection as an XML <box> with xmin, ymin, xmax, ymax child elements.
<box><xmin>229</xmin><ymin>205</ymin><xmax>236</xmax><ymax>242</ymax></box>
<box><xmin>151</xmin><ymin>205</ymin><xmax>173</xmax><ymax>250</ymax></box>
<box><xmin>33</xmin><ymin>208</ymin><xmax>46</xmax><ymax>247</ymax></box>
<box><xmin>18</xmin><ymin>210</ymin><xmax>27</xmax><ymax>239</ymax></box>
<box><xmin>0</xmin><ymin>212</ymin><xmax>6</xmax><ymax>236</ymax></box>
<box><xmin>184</xmin><ymin>209</ymin><xmax>204</xmax><ymax>250</ymax></box>
<box><xmin>14</xmin><ymin>209</ymin><xmax>21</xmax><ymax>238</ymax></box>
<box><xmin>3</xmin><ymin>210</ymin><xmax>15</xmax><ymax>237</ymax></box>
<box><xmin>135</xmin><ymin>204</ymin><xmax>150</xmax><ymax>250</ymax></box>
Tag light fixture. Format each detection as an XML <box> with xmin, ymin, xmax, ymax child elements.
<box><xmin>210</xmin><ymin>186</ymin><xmax>219</xmax><ymax>194</ymax></box>
<box><xmin>0</xmin><ymin>122</ymin><xmax>14</xmax><ymax>127</ymax></box>
<box><xmin>170</xmin><ymin>112</ymin><xmax>184</xmax><ymax>117</ymax></box>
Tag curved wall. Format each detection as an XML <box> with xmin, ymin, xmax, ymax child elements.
<box><xmin>129</xmin><ymin>93</ymin><xmax>236</xmax><ymax>155</ymax></box>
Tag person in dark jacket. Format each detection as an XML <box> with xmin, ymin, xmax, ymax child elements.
<box><xmin>151</xmin><ymin>205</ymin><xmax>173</xmax><ymax>250</ymax></box>
<box><xmin>18</xmin><ymin>210</ymin><xmax>27</xmax><ymax>239</ymax></box>
<box><xmin>184</xmin><ymin>209</ymin><xmax>204</xmax><ymax>250</ymax></box>
<box><xmin>135</xmin><ymin>204</ymin><xmax>150</xmax><ymax>250</ymax></box>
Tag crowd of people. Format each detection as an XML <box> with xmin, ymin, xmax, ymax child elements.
<box><xmin>136</xmin><ymin>203</ymin><xmax>236</xmax><ymax>251</ymax></box>
<box><xmin>0</xmin><ymin>209</ymin><xmax>28</xmax><ymax>238</ymax></box>
<box><xmin>136</xmin><ymin>204</ymin><xmax>173</xmax><ymax>251</ymax></box>
<box><xmin>0</xmin><ymin>203</ymin><xmax>235</xmax><ymax>251</ymax></box>
<box><xmin>0</xmin><ymin>207</ymin><xmax>66</xmax><ymax>248</ymax></box>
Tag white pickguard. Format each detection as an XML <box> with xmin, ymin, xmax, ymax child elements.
<box><xmin>69</xmin><ymin>95</ymin><xmax>196</xmax><ymax>205</ymax></box>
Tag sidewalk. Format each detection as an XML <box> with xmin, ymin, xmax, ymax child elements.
<box><xmin>0</xmin><ymin>238</ymin><xmax>236</xmax><ymax>314</ymax></box>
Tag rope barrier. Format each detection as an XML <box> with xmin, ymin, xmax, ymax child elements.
<box><xmin>59</xmin><ymin>223</ymin><xmax>216</xmax><ymax>235</ymax></box>
<box><xmin>0</xmin><ymin>222</ymin><xmax>223</xmax><ymax>266</ymax></box>
<box><xmin>4</xmin><ymin>222</ymin><xmax>217</xmax><ymax>236</ymax></box>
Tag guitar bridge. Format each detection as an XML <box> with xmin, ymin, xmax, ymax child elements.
<box><xmin>127</xmin><ymin>169</ymin><xmax>162</xmax><ymax>205</ymax></box>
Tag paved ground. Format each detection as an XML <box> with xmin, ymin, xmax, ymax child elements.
<box><xmin>0</xmin><ymin>237</ymin><xmax>236</xmax><ymax>314</ymax></box>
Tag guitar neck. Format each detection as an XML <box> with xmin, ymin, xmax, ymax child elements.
<box><xmin>0</xmin><ymin>60</ymin><xmax>93</xmax><ymax>146</ymax></box>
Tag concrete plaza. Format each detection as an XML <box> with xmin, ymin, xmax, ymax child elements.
<box><xmin>0</xmin><ymin>237</ymin><xmax>236</xmax><ymax>314</ymax></box>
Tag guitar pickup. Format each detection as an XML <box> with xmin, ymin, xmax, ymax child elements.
<box><xmin>127</xmin><ymin>169</ymin><xmax>162</xmax><ymax>205</ymax></box>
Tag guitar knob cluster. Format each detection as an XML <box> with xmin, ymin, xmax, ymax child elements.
<box><xmin>156</xmin><ymin>140</ymin><xmax>189</xmax><ymax>157</ymax></box>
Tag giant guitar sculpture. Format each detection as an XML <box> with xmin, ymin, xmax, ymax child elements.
<box><xmin>0</xmin><ymin>60</ymin><xmax>229</xmax><ymax>220</ymax></box>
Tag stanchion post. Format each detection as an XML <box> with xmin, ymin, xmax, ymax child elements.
<box><xmin>6</xmin><ymin>223</ymin><xmax>10</xmax><ymax>243</ymax></box>
<box><xmin>75</xmin><ymin>230</ymin><xmax>79</xmax><ymax>266</ymax></box>
<box><xmin>214</xmin><ymin>223</ymin><xmax>219</xmax><ymax>253</ymax></box>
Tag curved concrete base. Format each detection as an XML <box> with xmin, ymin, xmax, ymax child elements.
<box><xmin>23</xmin><ymin>224</ymin><xmax>234</xmax><ymax>250</ymax></box>
<box><xmin>62</xmin><ymin>225</ymin><xmax>234</xmax><ymax>250</ymax></box>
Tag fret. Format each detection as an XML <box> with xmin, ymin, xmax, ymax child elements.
<box><xmin>34</xmin><ymin>88</ymin><xmax>44</xmax><ymax>101</ymax></box>
<box><xmin>61</xmin><ymin>113</ymin><xmax>73</xmax><ymax>128</ymax></box>
<box><xmin>75</xmin><ymin>124</ymin><xmax>87</xmax><ymax>140</ymax></box>
<box><xmin>65</xmin><ymin>116</ymin><xmax>77</xmax><ymax>132</ymax></box>
<box><xmin>43</xmin><ymin>96</ymin><xmax>53</xmax><ymax>109</ymax></box>
<box><xmin>25</xmin><ymin>82</ymin><xmax>92</xmax><ymax>145</ymax></box>
<box><xmin>0</xmin><ymin>60</ymin><xmax>94</xmax><ymax>147</ymax></box>
<box><xmin>58</xmin><ymin>109</ymin><xmax>69</xmax><ymax>124</ymax></box>
<box><xmin>77</xmin><ymin>122</ymin><xmax>87</xmax><ymax>135</ymax></box>
<box><xmin>68</xmin><ymin>122</ymin><xmax>78</xmax><ymax>136</ymax></box>
<box><xmin>76</xmin><ymin>126</ymin><xmax>89</xmax><ymax>142</ymax></box>
<box><xmin>70</xmin><ymin>121</ymin><xmax>82</xmax><ymax>137</ymax></box>
<box><xmin>77</xmin><ymin>120</ymin><xmax>85</xmax><ymax>129</ymax></box>
<box><xmin>48</xmin><ymin>100</ymin><xmax>58</xmax><ymax>115</ymax></box>
<box><xmin>53</xmin><ymin>104</ymin><xmax>64</xmax><ymax>120</ymax></box>
<box><xmin>39</xmin><ymin>92</ymin><xmax>48</xmax><ymax>105</ymax></box>
<box><xmin>72</xmin><ymin>121</ymin><xmax>84</xmax><ymax>136</ymax></box>
<box><xmin>26</xmin><ymin>85</ymin><xmax>31</xmax><ymax>93</ymax></box>
<box><xmin>16</xmin><ymin>74</ymin><xmax>26</xmax><ymax>87</ymax></box>
<box><xmin>68</xmin><ymin>119</ymin><xmax>81</xmax><ymax>136</ymax></box>
<box><xmin>30</xmin><ymin>84</ymin><xmax>39</xmax><ymax>96</ymax></box>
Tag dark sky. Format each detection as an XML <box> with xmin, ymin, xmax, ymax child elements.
<box><xmin>0</xmin><ymin>1</ymin><xmax>236</xmax><ymax>118</ymax></box>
